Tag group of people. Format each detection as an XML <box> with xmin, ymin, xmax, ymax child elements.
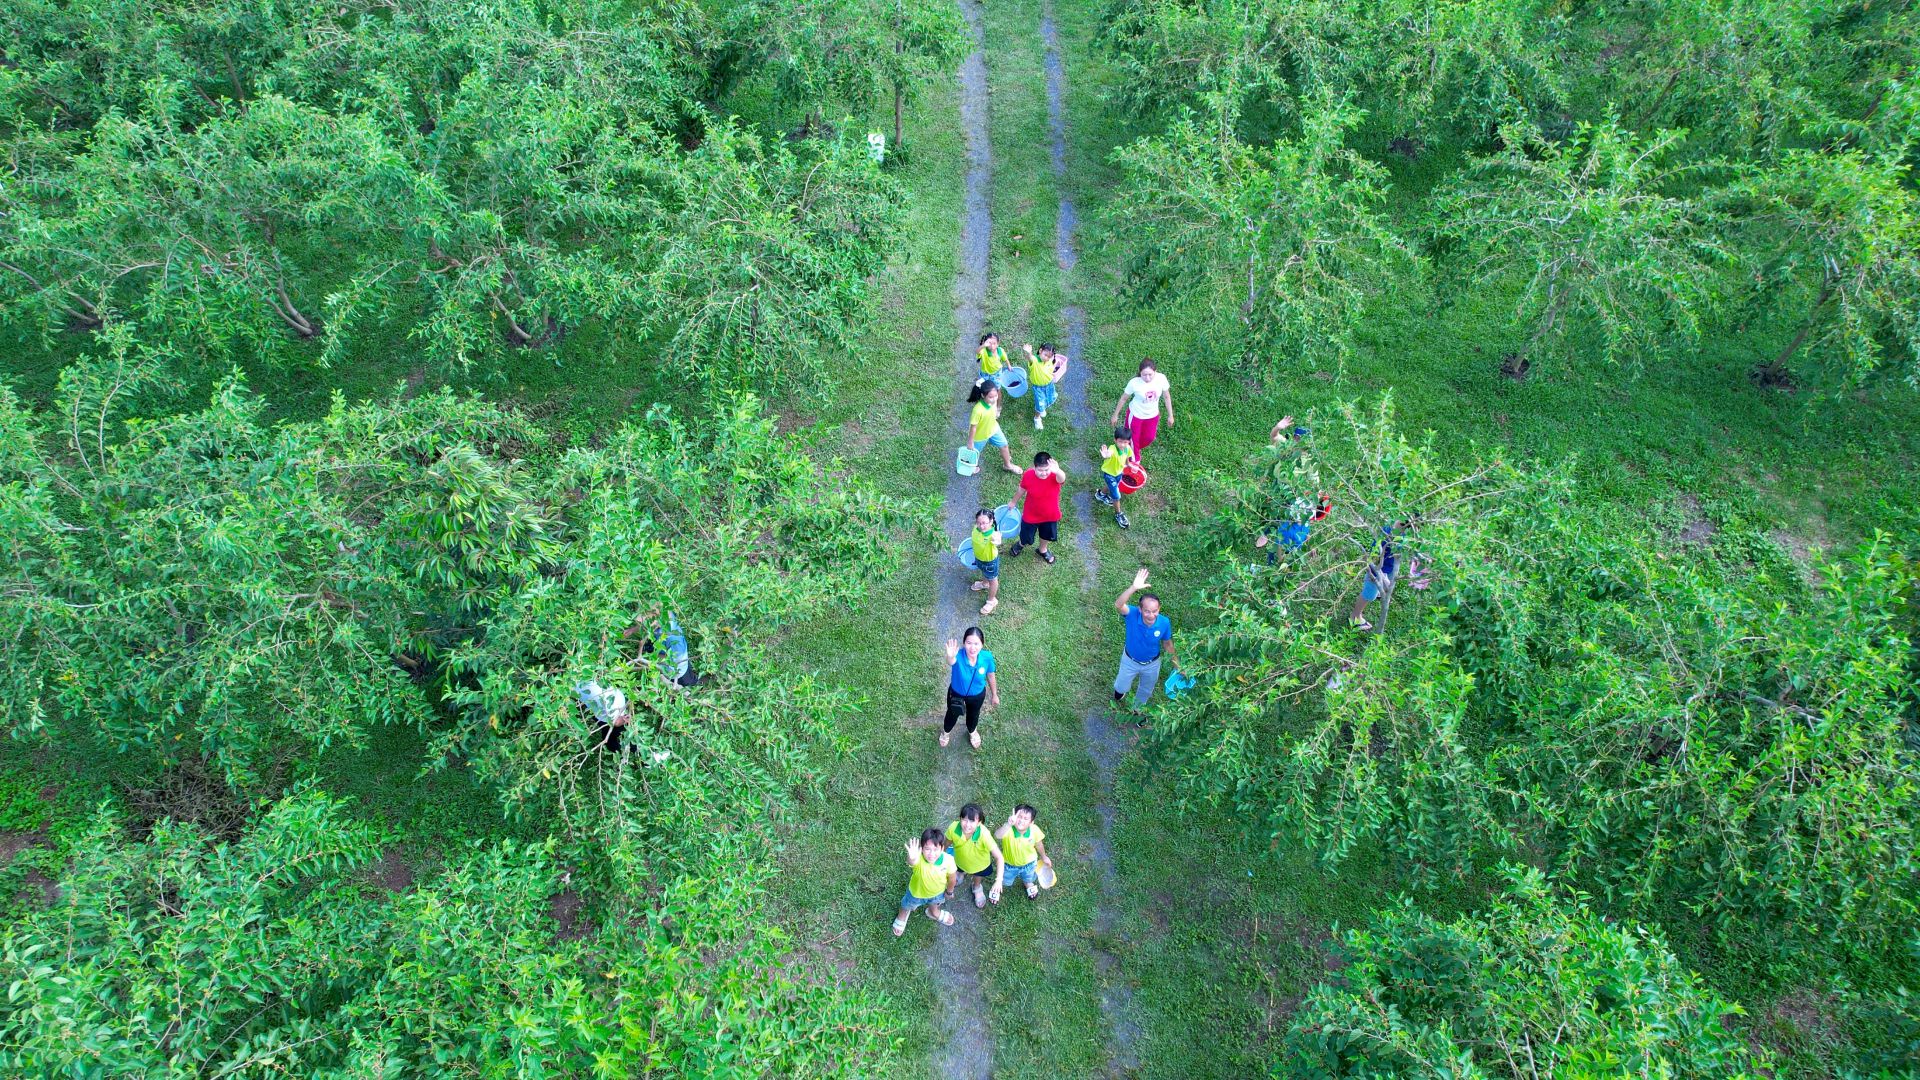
<box><xmin>895</xmin><ymin>801</ymin><xmax>1052</xmax><ymax>935</ymax></box>
<box><xmin>891</xmin><ymin>337</ymin><xmax>1191</xmax><ymax>937</ymax></box>
<box><xmin>1248</xmin><ymin>415</ymin><xmax>1416</xmax><ymax>630</ymax></box>
<box><xmin>962</xmin><ymin>335</ymin><xmax>1179</xmax><ymax>618</ymax></box>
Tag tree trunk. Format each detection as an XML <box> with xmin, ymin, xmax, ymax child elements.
<box><xmin>893</xmin><ymin>83</ymin><xmax>904</xmax><ymax>151</ymax></box>
<box><xmin>1635</xmin><ymin>68</ymin><xmax>1684</xmax><ymax>129</ymax></box>
<box><xmin>269</xmin><ymin>284</ymin><xmax>318</xmax><ymax>338</ymax></box>
<box><xmin>1766</xmin><ymin>282</ymin><xmax>1834</xmax><ymax>373</ymax></box>
<box><xmin>491</xmin><ymin>293</ymin><xmax>535</xmax><ymax>346</ymax></box>
<box><xmin>2</xmin><ymin>260</ymin><xmax>102</xmax><ymax>328</ymax></box>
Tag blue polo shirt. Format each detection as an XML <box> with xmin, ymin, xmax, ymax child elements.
<box><xmin>950</xmin><ymin>649</ymin><xmax>995</xmax><ymax>696</ymax></box>
<box><xmin>1123</xmin><ymin>605</ymin><xmax>1172</xmax><ymax>663</ymax></box>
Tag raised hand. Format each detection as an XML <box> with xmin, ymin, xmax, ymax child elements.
<box><xmin>1132</xmin><ymin>568</ymin><xmax>1150</xmax><ymax>590</ymax></box>
<box><xmin>945</xmin><ymin>638</ymin><xmax>960</xmax><ymax>661</ymax></box>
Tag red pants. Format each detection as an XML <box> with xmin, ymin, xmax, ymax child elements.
<box><xmin>1129</xmin><ymin>414</ymin><xmax>1160</xmax><ymax>458</ymax></box>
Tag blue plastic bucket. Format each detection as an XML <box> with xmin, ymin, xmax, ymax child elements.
<box><xmin>997</xmin><ymin>366</ymin><xmax>1029</xmax><ymax>398</ymax></box>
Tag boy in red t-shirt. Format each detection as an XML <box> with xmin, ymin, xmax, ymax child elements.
<box><xmin>1007</xmin><ymin>451</ymin><xmax>1066</xmax><ymax>564</ymax></box>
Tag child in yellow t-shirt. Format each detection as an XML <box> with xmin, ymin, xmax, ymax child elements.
<box><xmin>1095</xmin><ymin>425</ymin><xmax>1133</xmax><ymax>530</ymax></box>
<box><xmin>976</xmin><ymin>332</ymin><xmax>1007</xmax><ymax>378</ymax></box>
<box><xmin>968</xmin><ymin>507</ymin><xmax>1007</xmax><ymax>615</ymax></box>
<box><xmin>895</xmin><ymin>828</ymin><xmax>959</xmax><ymax>935</ymax></box>
<box><xmin>946</xmin><ymin>803</ymin><xmax>1007</xmax><ymax>907</ymax></box>
<box><xmin>966</xmin><ymin>380</ymin><xmax>1019</xmax><ymax>475</ymax></box>
<box><xmin>1020</xmin><ymin>343</ymin><xmax>1069</xmax><ymax>430</ymax></box>
<box><xmin>994</xmin><ymin>803</ymin><xmax>1052</xmax><ymax>900</ymax></box>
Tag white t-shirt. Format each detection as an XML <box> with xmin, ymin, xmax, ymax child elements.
<box><xmin>1123</xmin><ymin>373</ymin><xmax>1171</xmax><ymax>420</ymax></box>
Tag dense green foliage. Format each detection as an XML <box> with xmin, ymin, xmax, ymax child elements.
<box><xmin>0</xmin><ymin>0</ymin><xmax>960</xmax><ymax>392</ymax></box>
<box><xmin>1152</xmin><ymin>399</ymin><xmax>1919</xmax><ymax>958</ymax></box>
<box><xmin>1101</xmin><ymin>0</ymin><xmax>1920</xmax><ymax>386</ymax></box>
<box><xmin>0</xmin><ymin>339</ymin><xmax>921</xmax><ymax>1071</ymax></box>
<box><xmin>1277</xmin><ymin>866</ymin><xmax>1762</xmax><ymax>1078</ymax></box>
<box><xmin>0</xmin><ymin>790</ymin><xmax>893</xmax><ymax>1076</ymax></box>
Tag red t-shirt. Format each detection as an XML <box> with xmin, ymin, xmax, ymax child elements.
<box><xmin>1020</xmin><ymin>468</ymin><xmax>1063</xmax><ymax>523</ymax></box>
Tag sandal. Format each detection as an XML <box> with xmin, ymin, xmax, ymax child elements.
<box><xmin>980</xmin><ymin>598</ymin><xmax>998</xmax><ymax>615</ymax></box>
<box><xmin>1039</xmin><ymin>550</ymin><xmax>1055</xmax><ymax>564</ymax></box>
<box><xmin>973</xmin><ymin>885</ymin><xmax>987</xmax><ymax>909</ymax></box>
<box><xmin>892</xmin><ymin>916</ymin><xmax>908</xmax><ymax>936</ymax></box>
<box><xmin>1352</xmin><ymin>618</ymin><xmax>1373</xmax><ymax>631</ymax></box>
<box><xmin>1025</xmin><ymin>883</ymin><xmax>1039</xmax><ymax>899</ymax></box>
<box><xmin>969</xmin><ymin>730</ymin><xmax>982</xmax><ymax>749</ymax></box>
<box><xmin>939</xmin><ymin>732</ymin><xmax>950</xmax><ymax>747</ymax></box>
<box><xmin>934</xmin><ymin>909</ymin><xmax>955</xmax><ymax>925</ymax></box>
<box><xmin>971</xmin><ymin>581</ymin><xmax>988</xmax><ymax>592</ymax></box>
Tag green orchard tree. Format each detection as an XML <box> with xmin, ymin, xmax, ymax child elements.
<box><xmin>432</xmin><ymin>397</ymin><xmax>927</xmax><ymax>879</ymax></box>
<box><xmin>1101</xmin><ymin>0</ymin><xmax>1371</xmax><ymax>129</ymax></box>
<box><xmin>733</xmin><ymin>0</ymin><xmax>966</xmax><ymax>144</ymax></box>
<box><xmin>0</xmin><ymin>789</ymin><xmax>389</xmax><ymax>1076</ymax></box>
<box><xmin>3</xmin><ymin>0</ymin><xmax>909</xmax><ymax>393</ymax></box>
<box><xmin>0</xmin><ymin>790</ymin><xmax>899</xmax><ymax>1077</ymax></box>
<box><xmin>1731</xmin><ymin>148</ymin><xmax>1920</xmax><ymax>387</ymax></box>
<box><xmin>1110</xmin><ymin>97</ymin><xmax>1410</xmax><ymax>377</ymax></box>
<box><xmin>648</xmin><ymin>123</ymin><xmax>901</xmax><ymax>396</ymax></box>
<box><xmin>1356</xmin><ymin>0</ymin><xmax>1568</xmax><ymax>141</ymax></box>
<box><xmin>1277</xmin><ymin>866</ymin><xmax>1765</xmax><ymax>1078</ymax></box>
<box><xmin>1155</xmin><ymin>399</ymin><xmax>1920</xmax><ymax>953</ymax></box>
<box><xmin>1150</xmin><ymin>397</ymin><xmax>1525</xmax><ymax>883</ymax></box>
<box><xmin>1430</xmin><ymin>119</ymin><xmax>1732</xmax><ymax>373</ymax></box>
<box><xmin>0</xmin><ymin>341</ymin><xmax>549</xmax><ymax>785</ymax></box>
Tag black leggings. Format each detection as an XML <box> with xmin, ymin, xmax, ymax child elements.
<box><xmin>943</xmin><ymin>688</ymin><xmax>985</xmax><ymax>733</ymax></box>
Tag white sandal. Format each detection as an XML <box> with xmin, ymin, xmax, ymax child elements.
<box><xmin>973</xmin><ymin>885</ymin><xmax>987</xmax><ymax>908</ymax></box>
<box><xmin>980</xmin><ymin>598</ymin><xmax>998</xmax><ymax>615</ymax></box>
<box><xmin>892</xmin><ymin>916</ymin><xmax>908</xmax><ymax>936</ymax></box>
<box><xmin>969</xmin><ymin>731</ymin><xmax>982</xmax><ymax>749</ymax></box>
<box><xmin>939</xmin><ymin>732</ymin><xmax>950</xmax><ymax>747</ymax></box>
<box><xmin>932</xmin><ymin>909</ymin><xmax>954</xmax><ymax>925</ymax></box>
<box><xmin>970</xmin><ymin>581</ymin><xmax>988</xmax><ymax>592</ymax></box>
<box><xmin>1025</xmin><ymin>883</ymin><xmax>1039</xmax><ymax>899</ymax></box>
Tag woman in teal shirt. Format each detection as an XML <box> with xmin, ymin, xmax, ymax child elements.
<box><xmin>941</xmin><ymin>627</ymin><xmax>999</xmax><ymax>749</ymax></box>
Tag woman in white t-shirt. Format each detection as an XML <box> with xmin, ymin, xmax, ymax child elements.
<box><xmin>1109</xmin><ymin>359</ymin><xmax>1173</xmax><ymax>460</ymax></box>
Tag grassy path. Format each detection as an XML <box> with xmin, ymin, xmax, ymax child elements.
<box><xmin>776</xmin><ymin>1</ymin><xmax>1388</xmax><ymax>1074</ymax></box>
<box><xmin>1041</xmin><ymin>2</ymin><xmax>1145</xmax><ymax>1072</ymax></box>
<box><xmin>927</xmin><ymin>0</ymin><xmax>997</xmax><ymax>1074</ymax></box>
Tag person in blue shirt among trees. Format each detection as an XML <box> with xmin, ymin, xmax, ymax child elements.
<box><xmin>941</xmin><ymin>626</ymin><xmax>999</xmax><ymax>749</ymax></box>
<box><xmin>1350</xmin><ymin>523</ymin><xmax>1403</xmax><ymax>631</ymax></box>
<box><xmin>1112</xmin><ymin>568</ymin><xmax>1180</xmax><ymax>708</ymax></box>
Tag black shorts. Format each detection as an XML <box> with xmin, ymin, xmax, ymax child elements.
<box><xmin>1019</xmin><ymin>520</ymin><xmax>1058</xmax><ymax>544</ymax></box>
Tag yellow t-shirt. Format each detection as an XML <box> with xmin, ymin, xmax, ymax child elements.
<box><xmin>947</xmin><ymin>821</ymin><xmax>996</xmax><ymax>875</ymax></box>
<box><xmin>1028</xmin><ymin>354</ymin><xmax>1055</xmax><ymax>387</ymax></box>
<box><xmin>969</xmin><ymin>401</ymin><xmax>1001</xmax><ymax>444</ymax></box>
<box><xmin>1100</xmin><ymin>446</ymin><xmax>1127</xmax><ymax>477</ymax></box>
<box><xmin>977</xmin><ymin>346</ymin><xmax>1007</xmax><ymax>375</ymax></box>
<box><xmin>909</xmin><ymin>850</ymin><xmax>954</xmax><ymax>900</ymax></box>
<box><xmin>999</xmin><ymin>824</ymin><xmax>1044</xmax><ymax>867</ymax></box>
<box><xmin>970</xmin><ymin>526</ymin><xmax>1000</xmax><ymax>563</ymax></box>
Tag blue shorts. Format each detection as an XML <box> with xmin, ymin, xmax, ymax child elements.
<box><xmin>1102</xmin><ymin>473</ymin><xmax>1122</xmax><ymax>499</ymax></box>
<box><xmin>971</xmin><ymin>431</ymin><xmax>1009</xmax><ymax>450</ymax></box>
<box><xmin>901</xmin><ymin>890</ymin><xmax>944</xmax><ymax>909</ymax></box>
<box><xmin>1361</xmin><ymin>569</ymin><xmax>1394</xmax><ymax>602</ymax></box>
<box><xmin>977</xmin><ymin>557</ymin><xmax>1000</xmax><ymax>580</ymax></box>
<box><xmin>1032</xmin><ymin>382</ymin><xmax>1058</xmax><ymax>414</ymax></box>
<box><xmin>1003</xmin><ymin>861</ymin><xmax>1038</xmax><ymax>887</ymax></box>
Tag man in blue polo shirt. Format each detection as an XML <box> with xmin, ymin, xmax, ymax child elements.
<box><xmin>1112</xmin><ymin>567</ymin><xmax>1180</xmax><ymax>707</ymax></box>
